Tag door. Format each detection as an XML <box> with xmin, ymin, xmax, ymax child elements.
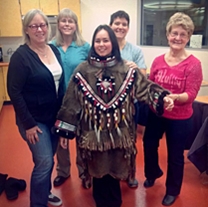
<box><xmin>20</xmin><ymin>0</ymin><xmax>40</xmax><ymax>15</ymax></box>
<box><xmin>2</xmin><ymin>67</ymin><xmax>10</xmax><ymax>101</ymax></box>
<box><xmin>0</xmin><ymin>0</ymin><xmax>22</xmax><ymax>36</ymax></box>
<box><xmin>20</xmin><ymin>0</ymin><xmax>58</xmax><ymax>15</ymax></box>
<box><xmin>59</xmin><ymin>0</ymin><xmax>81</xmax><ymax>28</ymax></box>
<box><xmin>0</xmin><ymin>67</ymin><xmax>5</xmax><ymax>111</ymax></box>
<box><xmin>40</xmin><ymin>0</ymin><xmax>59</xmax><ymax>15</ymax></box>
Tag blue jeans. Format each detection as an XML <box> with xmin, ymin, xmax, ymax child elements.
<box><xmin>17</xmin><ymin>120</ymin><xmax>59</xmax><ymax>207</ymax></box>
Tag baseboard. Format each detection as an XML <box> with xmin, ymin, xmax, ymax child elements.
<box><xmin>3</xmin><ymin>101</ymin><xmax>12</xmax><ymax>105</ymax></box>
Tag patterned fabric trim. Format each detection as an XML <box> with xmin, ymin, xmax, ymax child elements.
<box><xmin>148</xmin><ymin>85</ymin><xmax>170</xmax><ymax>116</ymax></box>
<box><xmin>90</xmin><ymin>56</ymin><xmax>118</xmax><ymax>68</ymax></box>
<box><xmin>74</xmin><ymin>68</ymin><xmax>136</xmax><ymax>112</ymax></box>
<box><xmin>55</xmin><ymin>120</ymin><xmax>76</xmax><ymax>132</ymax></box>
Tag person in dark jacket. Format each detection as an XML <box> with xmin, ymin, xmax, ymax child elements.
<box><xmin>7</xmin><ymin>9</ymin><xmax>65</xmax><ymax>207</ymax></box>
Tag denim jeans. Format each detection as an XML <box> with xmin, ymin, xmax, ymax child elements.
<box><xmin>17</xmin><ymin>120</ymin><xmax>59</xmax><ymax>207</ymax></box>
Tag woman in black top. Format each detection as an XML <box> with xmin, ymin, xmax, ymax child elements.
<box><xmin>7</xmin><ymin>9</ymin><xmax>64</xmax><ymax>207</ymax></box>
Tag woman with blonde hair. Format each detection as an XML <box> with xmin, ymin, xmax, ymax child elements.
<box><xmin>7</xmin><ymin>9</ymin><xmax>64</xmax><ymax>207</ymax></box>
<box><xmin>51</xmin><ymin>8</ymin><xmax>91</xmax><ymax>188</ymax></box>
<box><xmin>143</xmin><ymin>12</ymin><xmax>202</xmax><ymax>206</ymax></box>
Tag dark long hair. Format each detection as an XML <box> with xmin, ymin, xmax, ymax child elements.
<box><xmin>88</xmin><ymin>24</ymin><xmax>122</xmax><ymax>62</ymax></box>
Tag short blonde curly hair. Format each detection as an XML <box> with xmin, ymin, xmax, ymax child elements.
<box><xmin>166</xmin><ymin>12</ymin><xmax>194</xmax><ymax>37</ymax></box>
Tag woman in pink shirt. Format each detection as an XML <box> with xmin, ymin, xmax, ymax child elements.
<box><xmin>143</xmin><ymin>12</ymin><xmax>202</xmax><ymax>206</ymax></box>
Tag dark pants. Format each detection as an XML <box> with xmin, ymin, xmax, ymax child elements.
<box><xmin>143</xmin><ymin>110</ymin><xmax>192</xmax><ymax>196</ymax></box>
<box><xmin>92</xmin><ymin>175</ymin><xmax>122</xmax><ymax>207</ymax></box>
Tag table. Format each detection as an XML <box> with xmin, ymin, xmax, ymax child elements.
<box><xmin>195</xmin><ymin>96</ymin><xmax>208</xmax><ymax>103</ymax></box>
<box><xmin>187</xmin><ymin>96</ymin><xmax>208</xmax><ymax>174</ymax></box>
<box><xmin>185</xmin><ymin>96</ymin><xmax>208</xmax><ymax>149</ymax></box>
<box><xmin>201</xmin><ymin>80</ymin><xmax>208</xmax><ymax>87</ymax></box>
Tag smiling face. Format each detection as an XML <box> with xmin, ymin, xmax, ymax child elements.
<box><xmin>110</xmin><ymin>17</ymin><xmax>129</xmax><ymax>40</ymax></box>
<box><xmin>26</xmin><ymin>13</ymin><xmax>48</xmax><ymax>45</ymax></box>
<box><xmin>58</xmin><ymin>16</ymin><xmax>77</xmax><ymax>37</ymax></box>
<box><xmin>167</xmin><ymin>25</ymin><xmax>190</xmax><ymax>51</ymax></box>
<box><xmin>94</xmin><ymin>29</ymin><xmax>112</xmax><ymax>57</ymax></box>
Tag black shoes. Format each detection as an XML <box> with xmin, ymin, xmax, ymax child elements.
<box><xmin>143</xmin><ymin>170</ymin><xmax>163</xmax><ymax>188</ymax></box>
<box><xmin>53</xmin><ymin>175</ymin><xmax>69</xmax><ymax>187</ymax></box>
<box><xmin>0</xmin><ymin>174</ymin><xmax>26</xmax><ymax>200</ymax></box>
<box><xmin>48</xmin><ymin>193</ymin><xmax>62</xmax><ymax>206</ymax></box>
<box><xmin>5</xmin><ymin>177</ymin><xmax>26</xmax><ymax>200</ymax></box>
<box><xmin>82</xmin><ymin>176</ymin><xmax>92</xmax><ymax>189</ymax></box>
<box><xmin>127</xmin><ymin>178</ymin><xmax>139</xmax><ymax>188</ymax></box>
<box><xmin>0</xmin><ymin>173</ymin><xmax>8</xmax><ymax>195</ymax></box>
<box><xmin>162</xmin><ymin>194</ymin><xmax>177</xmax><ymax>206</ymax></box>
<box><xmin>143</xmin><ymin>178</ymin><xmax>155</xmax><ymax>188</ymax></box>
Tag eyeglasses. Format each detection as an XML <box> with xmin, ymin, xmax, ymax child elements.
<box><xmin>170</xmin><ymin>31</ymin><xmax>188</xmax><ymax>39</ymax></box>
<box><xmin>59</xmin><ymin>19</ymin><xmax>75</xmax><ymax>24</ymax></box>
<box><xmin>28</xmin><ymin>23</ymin><xmax>48</xmax><ymax>31</ymax></box>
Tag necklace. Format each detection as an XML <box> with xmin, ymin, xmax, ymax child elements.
<box><xmin>39</xmin><ymin>52</ymin><xmax>47</xmax><ymax>58</ymax></box>
<box><xmin>30</xmin><ymin>45</ymin><xmax>48</xmax><ymax>58</ymax></box>
<box><xmin>36</xmin><ymin>47</ymin><xmax>48</xmax><ymax>58</ymax></box>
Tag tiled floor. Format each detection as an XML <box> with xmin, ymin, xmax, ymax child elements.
<box><xmin>0</xmin><ymin>104</ymin><xmax>208</xmax><ymax>207</ymax></box>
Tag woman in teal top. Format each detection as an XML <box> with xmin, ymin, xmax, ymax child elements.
<box><xmin>52</xmin><ymin>8</ymin><xmax>90</xmax><ymax>91</ymax></box>
<box><xmin>57</xmin><ymin>41</ymin><xmax>90</xmax><ymax>91</ymax></box>
<box><xmin>51</xmin><ymin>8</ymin><xmax>91</xmax><ymax>188</ymax></box>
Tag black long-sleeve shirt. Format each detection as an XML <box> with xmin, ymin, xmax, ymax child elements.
<box><xmin>7</xmin><ymin>44</ymin><xmax>65</xmax><ymax>130</ymax></box>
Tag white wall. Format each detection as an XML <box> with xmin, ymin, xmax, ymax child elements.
<box><xmin>80</xmin><ymin>0</ymin><xmax>208</xmax><ymax>95</ymax></box>
<box><xmin>0</xmin><ymin>37</ymin><xmax>23</xmax><ymax>62</ymax></box>
<box><xmin>80</xmin><ymin>0</ymin><xmax>138</xmax><ymax>45</ymax></box>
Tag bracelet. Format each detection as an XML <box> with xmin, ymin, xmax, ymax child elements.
<box><xmin>176</xmin><ymin>94</ymin><xmax>180</xmax><ymax>101</ymax></box>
